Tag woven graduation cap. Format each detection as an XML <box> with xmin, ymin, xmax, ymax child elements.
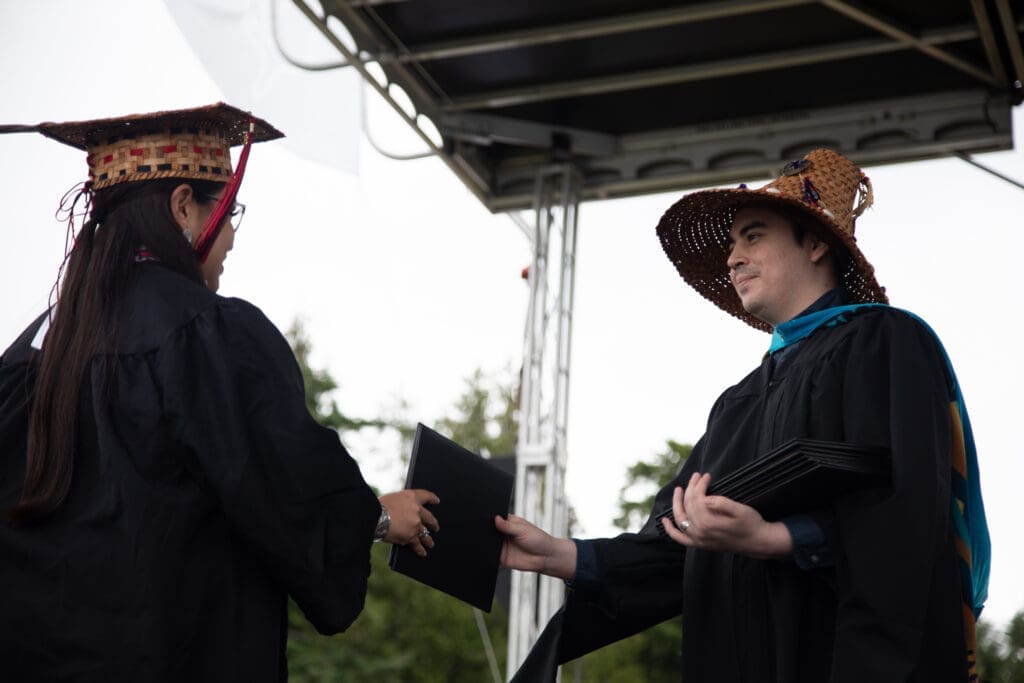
<box><xmin>12</xmin><ymin>102</ymin><xmax>283</xmax><ymax>189</ymax></box>
<box><xmin>1</xmin><ymin>102</ymin><xmax>283</xmax><ymax>260</ymax></box>
<box><xmin>655</xmin><ymin>148</ymin><xmax>888</xmax><ymax>332</ymax></box>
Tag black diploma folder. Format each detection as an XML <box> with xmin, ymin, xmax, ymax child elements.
<box><xmin>388</xmin><ymin>423</ymin><xmax>515</xmax><ymax>611</ymax></box>
<box><xmin>657</xmin><ymin>438</ymin><xmax>889</xmax><ymax>530</ymax></box>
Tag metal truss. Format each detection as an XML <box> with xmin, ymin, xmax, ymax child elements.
<box><xmin>507</xmin><ymin>165</ymin><xmax>581</xmax><ymax>679</ymax></box>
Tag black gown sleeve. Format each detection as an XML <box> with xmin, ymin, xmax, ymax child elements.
<box><xmin>157</xmin><ymin>298</ymin><xmax>382</xmax><ymax>634</ymax></box>
<box><xmin>0</xmin><ymin>315</ymin><xmax>47</xmax><ymax>499</ymax></box>
<box><xmin>825</xmin><ymin>310</ymin><xmax>960</xmax><ymax>680</ymax></box>
<box><xmin>511</xmin><ymin>443</ymin><xmax>698</xmax><ymax>682</ymax></box>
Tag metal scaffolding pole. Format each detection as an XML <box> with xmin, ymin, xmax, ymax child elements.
<box><xmin>507</xmin><ymin>164</ymin><xmax>582</xmax><ymax>679</ymax></box>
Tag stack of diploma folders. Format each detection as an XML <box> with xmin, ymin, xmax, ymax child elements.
<box><xmin>657</xmin><ymin>438</ymin><xmax>890</xmax><ymax>533</ymax></box>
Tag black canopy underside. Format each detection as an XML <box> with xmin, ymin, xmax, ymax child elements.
<box><xmin>304</xmin><ymin>0</ymin><xmax>1024</xmax><ymax>211</ymax></box>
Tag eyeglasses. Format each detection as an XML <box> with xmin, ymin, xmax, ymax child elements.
<box><xmin>197</xmin><ymin>193</ymin><xmax>246</xmax><ymax>233</ymax></box>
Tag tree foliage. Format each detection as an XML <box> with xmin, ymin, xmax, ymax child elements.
<box><xmin>284</xmin><ymin>326</ymin><xmax>512</xmax><ymax>682</ymax></box>
<box><xmin>613</xmin><ymin>439</ymin><xmax>691</xmax><ymax>532</ymax></box>
<box><xmin>436</xmin><ymin>368</ymin><xmax>518</xmax><ymax>457</ymax></box>
<box><xmin>286</xmin><ymin>320</ymin><xmax>387</xmax><ymax>433</ymax></box>
<box><xmin>977</xmin><ymin>611</ymin><xmax>1024</xmax><ymax>682</ymax></box>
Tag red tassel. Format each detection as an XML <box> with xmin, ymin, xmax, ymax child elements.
<box><xmin>193</xmin><ymin>119</ymin><xmax>254</xmax><ymax>263</ymax></box>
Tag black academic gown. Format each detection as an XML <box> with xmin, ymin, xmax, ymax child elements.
<box><xmin>0</xmin><ymin>264</ymin><xmax>382</xmax><ymax>682</ymax></box>
<box><xmin>515</xmin><ymin>306</ymin><xmax>969</xmax><ymax>682</ymax></box>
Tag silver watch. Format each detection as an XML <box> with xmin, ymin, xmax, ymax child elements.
<box><xmin>373</xmin><ymin>503</ymin><xmax>390</xmax><ymax>542</ymax></box>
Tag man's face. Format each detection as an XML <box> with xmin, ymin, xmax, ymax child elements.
<box><xmin>726</xmin><ymin>206</ymin><xmax>828</xmax><ymax>327</ymax></box>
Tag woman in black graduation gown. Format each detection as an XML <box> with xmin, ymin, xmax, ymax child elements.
<box><xmin>0</xmin><ymin>104</ymin><xmax>438</xmax><ymax>682</ymax></box>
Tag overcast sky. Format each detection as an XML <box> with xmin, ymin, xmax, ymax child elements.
<box><xmin>2</xmin><ymin>0</ymin><xmax>1023</xmax><ymax>627</ymax></box>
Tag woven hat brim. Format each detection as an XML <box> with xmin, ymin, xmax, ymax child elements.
<box><xmin>656</xmin><ymin>186</ymin><xmax>887</xmax><ymax>332</ymax></box>
<box><xmin>33</xmin><ymin>102</ymin><xmax>283</xmax><ymax>150</ymax></box>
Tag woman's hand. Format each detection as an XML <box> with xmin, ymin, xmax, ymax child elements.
<box><xmin>494</xmin><ymin>514</ymin><xmax>577</xmax><ymax>579</ymax></box>
<box><xmin>661</xmin><ymin>472</ymin><xmax>792</xmax><ymax>559</ymax></box>
<box><xmin>379</xmin><ymin>489</ymin><xmax>440</xmax><ymax>557</ymax></box>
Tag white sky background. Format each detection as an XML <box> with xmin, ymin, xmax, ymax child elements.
<box><xmin>2</xmin><ymin>0</ymin><xmax>1023</xmax><ymax>627</ymax></box>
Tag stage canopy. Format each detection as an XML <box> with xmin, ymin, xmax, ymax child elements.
<box><xmin>299</xmin><ymin>0</ymin><xmax>1023</xmax><ymax>212</ymax></box>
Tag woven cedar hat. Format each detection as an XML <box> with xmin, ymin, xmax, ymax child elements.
<box><xmin>19</xmin><ymin>102</ymin><xmax>283</xmax><ymax>190</ymax></box>
<box><xmin>655</xmin><ymin>148</ymin><xmax>888</xmax><ymax>332</ymax></box>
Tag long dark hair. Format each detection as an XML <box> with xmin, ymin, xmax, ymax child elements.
<box><xmin>10</xmin><ymin>178</ymin><xmax>224</xmax><ymax>525</ymax></box>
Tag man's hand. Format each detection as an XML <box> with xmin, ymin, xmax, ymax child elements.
<box><xmin>379</xmin><ymin>489</ymin><xmax>440</xmax><ymax>557</ymax></box>
<box><xmin>661</xmin><ymin>472</ymin><xmax>792</xmax><ymax>559</ymax></box>
<box><xmin>495</xmin><ymin>514</ymin><xmax>577</xmax><ymax>580</ymax></box>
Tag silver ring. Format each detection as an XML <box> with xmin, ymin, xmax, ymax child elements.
<box><xmin>418</xmin><ymin>527</ymin><xmax>431</xmax><ymax>539</ymax></box>
<box><xmin>676</xmin><ymin>518</ymin><xmax>690</xmax><ymax>533</ymax></box>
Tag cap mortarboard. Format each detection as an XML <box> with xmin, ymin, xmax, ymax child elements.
<box><xmin>2</xmin><ymin>102</ymin><xmax>283</xmax><ymax>190</ymax></box>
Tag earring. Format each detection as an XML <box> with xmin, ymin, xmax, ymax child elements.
<box><xmin>183</xmin><ymin>229</ymin><xmax>194</xmax><ymax>245</ymax></box>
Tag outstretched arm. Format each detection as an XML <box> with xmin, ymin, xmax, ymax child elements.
<box><xmin>495</xmin><ymin>514</ymin><xmax>577</xmax><ymax>580</ymax></box>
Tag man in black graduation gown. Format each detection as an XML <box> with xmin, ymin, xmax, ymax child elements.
<box><xmin>496</xmin><ymin>148</ymin><xmax>990</xmax><ymax>682</ymax></box>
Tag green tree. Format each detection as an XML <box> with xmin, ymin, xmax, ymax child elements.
<box><xmin>613</xmin><ymin>439</ymin><xmax>692</xmax><ymax>532</ymax></box>
<box><xmin>977</xmin><ymin>610</ymin><xmax>1024</xmax><ymax>682</ymax></box>
<box><xmin>283</xmin><ymin>333</ymin><xmax>514</xmax><ymax>682</ymax></box>
<box><xmin>287</xmin><ymin>320</ymin><xmax>386</xmax><ymax>433</ymax></box>
<box><xmin>436</xmin><ymin>367</ymin><xmax>518</xmax><ymax>457</ymax></box>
